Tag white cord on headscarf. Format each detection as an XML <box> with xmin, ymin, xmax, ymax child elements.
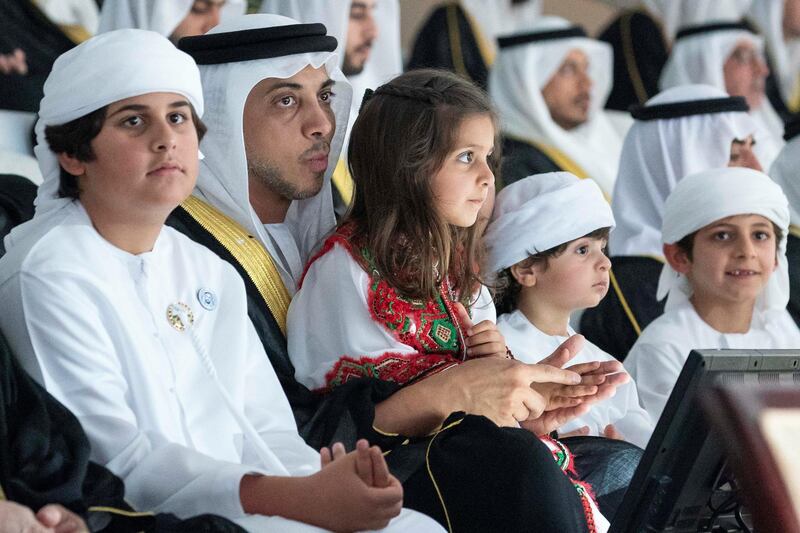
<box><xmin>168</xmin><ymin>304</ymin><xmax>291</xmax><ymax>475</ymax></box>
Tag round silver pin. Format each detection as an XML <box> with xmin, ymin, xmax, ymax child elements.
<box><xmin>197</xmin><ymin>288</ymin><xmax>217</xmax><ymax>311</ymax></box>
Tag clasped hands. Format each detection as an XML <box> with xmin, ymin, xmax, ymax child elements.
<box><xmin>453</xmin><ymin>303</ymin><xmax>629</xmax><ymax>435</ymax></box>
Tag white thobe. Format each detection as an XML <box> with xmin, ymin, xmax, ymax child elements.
<box><xmin>625</xmin><ymin>300</ymin><xmax>800</xmax><ymax>424</ymax></box>
<box><xmin>498</xmin><ymin>310</ymin><xmax>653</xmax><ymax>448</ymax></box>
<box><xmin>0</xmin><ymin>202</ymin><xmax>441</xmax><ymax>532</ymax></box>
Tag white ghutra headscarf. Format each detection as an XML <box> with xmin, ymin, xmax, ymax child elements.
<box><xmin>610</xmin><ymin>84</ymin><xmax>759</xmax><ymax>258</ymax></box>
<box><xmin>658</xmin><ymin>167</ymin><xmax>790</xmax><ymax>312</ymax></box>
<box><xmin>190</xmin><ymin>14</ymin><xmax>353</xmax><ymax>291</ymax></box>
<box><xmin>489</xmin><ymin>16</ymin><xmax>622</xmax><ymax>197</ymax></box>
<box><xmin>98</xmin><ymin>0</ymin><xmax>246</xmax><ymax>36</ymax></box>
<box><xmin>660</xmin><ymin>22</ymin><xmax>784</xmax><ymax>167</ymax></box>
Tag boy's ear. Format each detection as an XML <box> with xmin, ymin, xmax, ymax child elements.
<box><xmin>663</xmin><ymin>242</ymin><xmax>691</xmax><ymax>274</ymax></box>
<box><xmin>510</xmin><ymin>262</ymin><xmax>537</xmax><ymax>287</ymax></box>
<box><xmin>56</xmin><ymin>152</ymin><xmax>87</xmax><ymax>177</ymax></box>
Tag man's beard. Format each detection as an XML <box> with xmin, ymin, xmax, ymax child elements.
<box><xmin>248</xmin><ymin>157</ymin><xmax>325</xmax><ymax>201</ymax></box>
<box><xmin>342</xmin><ymin>52</ymin><xmax>366</xmax><ymax>76</ymax></box>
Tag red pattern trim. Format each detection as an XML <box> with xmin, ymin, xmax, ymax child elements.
<box><xmin>539</xmin><ymin>435</ymin><xmax>601</xmax><ymax>532</ymax></box>
<box><xmin>322</xmin><ymin>351</ymin><xmax>461</xmax><ymax>390</ymax></box>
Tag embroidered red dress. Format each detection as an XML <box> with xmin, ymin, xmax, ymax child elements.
<box><xmin>288</xmin><ymin>225</ymin><xmax>608</xmax><ymax>532</ymax></box>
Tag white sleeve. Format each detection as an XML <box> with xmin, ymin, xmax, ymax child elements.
<box><xmin>18</xmin><ymin>270</ymin><xmax>259</xmax><ymax>520</ymax></box>
<box><xmin>241</xmin><ymin>317</ymin><xmax>320</xmax><ymax>476</ymax></box>
<box><xmin>607</xmin><ymin>381</ymin><xmax>655</xmax><ymax>449</ymax></box>
<box><xmin>287</xmin><ymin>244</ymin><xmax>421</xmax><ymax>390</ymax></box>
<box><xmin>471</xmin><ymin>284</ymin><xmax>497</xmax><ymax>323</ymax></box>
<box><xmin>624</xmin><ymin>341</ymin><xmax>685</xmax><ymax>425</ymax></box>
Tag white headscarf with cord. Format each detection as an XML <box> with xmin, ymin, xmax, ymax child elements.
<box><xmin>748</xmin><ymin>0</ymin><xmax>800</xmax><ymax>109</ymax></box>
<box><xmin>98</xmin><ymin>0</ymin><xmax>246</xmax><ymax>37</ymax></box>
<box><xmin>489</xmin><ymin>16</ymin><xmax>622</xmax><ymax>197</ymax></box>
<box><xmin>191</xmin><ymin>14</ymin><xmax>352</xmax><ymax>292</ymax></box>
<box><xmin>3</xmin><ymin>28</ymin><xmax>203</xmax><ymax>252</ymax></box>
<box><xmin>769</xmin><ymin>134</ymin><xmax>800</xmax><ymax>228</ymax></box>
<box><xmin>484</xmin><ymin>172</ymin><xmax>615</xmax><ymax>275</ymax></box>
<box><xmin>610</xmin><ymin>84</ymin><xmax>759</xmax><ymax>258</ymax></box>
<box><xmin>658</xmin><ymin>167</ymin><xmax>790</xmax><ymax>312</ymax></box>
<box><xmin>659</xmin><ymin>24</ymin><xmax>784</xmax><ymax>167</ymax></box>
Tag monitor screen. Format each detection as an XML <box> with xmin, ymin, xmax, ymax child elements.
<box><xmin>611</xmin><ymin>349</ymin><xmax>800</xmax><ymax>533</ymax></box>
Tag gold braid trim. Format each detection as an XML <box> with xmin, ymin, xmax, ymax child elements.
<box><xmin>460</xmin><ymin>3</ymin><xmax>496</xmax><ymax>68</ymax></box>
<box><xmin>331</xmin><ymin>158</ymin><xmax>354</xmax><ymax>207</ymax></box>
<box><xmin>425</xmin><ymin>417</ymin><xmax>464</xmax><ymax>533</ymax></box>
<box><xmin>180</xmin><ymin>195</ymin><xmax>291</xmax><ymax>336</ymax></box>
<box><xmin>609</xmin><ymin>268</ymin><xmax>642</xmax><ymax>337</ymax></box>
<box><xmin>0</xmin><ymin>483</ymin><xmax>5</xmax><ymax>501</ymax></box>
<box><xmin>446</xmin><ymin>3</ymin><xmax>468</xmax><ymax>78</ymax></box>
<box><xmin>87</xmin><ymin>506</ymin><xmax>154</xmax><ymax>517</ymax></box>
<box><xmin>620</xmin><ymin>10</ymin><xmax>649</xmax><ymax>105</ymax></box>
<box><xmin>790</xmin><ymin>225</ymin><xmax>800</xmax><ymax>239</ymax></box>
<box><xmin>506</xmin><ymin>135</ymin><xmax>612</xmax><ymax>201</ymax></box>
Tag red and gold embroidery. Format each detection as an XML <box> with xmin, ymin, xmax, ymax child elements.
<box><xmin>305</xmin><ymin>225</ymin><xmax>467</xmax><ymax>389</ymax></box>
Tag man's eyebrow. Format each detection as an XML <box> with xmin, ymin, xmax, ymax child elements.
<box><xmin>108</xmin><ymin>100</ymin><xmax>190</xmax><ymax>117</ymax></box>
<box><xmin>264</xmin><ymin>82</ymin><xmax>303</xmax><ymax>94</ymax></box>
<box><xmin>319</xmin><ymin>78</ymin><xmax>335</xmax><ymax>90</ymax></box>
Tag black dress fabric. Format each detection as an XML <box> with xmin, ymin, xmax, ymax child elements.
<box><xmin>0</xmin><ymin>0</ymin><xmax>76</xmax><ymax>112</ymax></box>
<box><xmin>500</xmin><ymin>136</ymin><xmax>562</xmax><ymax>188</ymax></box>
<box><xmin>0</xmin><ymin>329</ymin><xmax>245</xmax><ymax>532</ymax></box>
<box><xmin>579</xmin><ymin>256</ymin><xmax>666</xmax><ymax>362</ymax></box>
<box><xmin>407</xmin><ymin>3</ymin><xmax>490</xmax><ymax>90</ymax></box>
<box><xmin>0</xmin><ymin>174</ymin><xmax>37</xmax><ymax>257</ymax></box>
<box><xmin>598</xmin><ymin>9</ymin><xmax>668</xmax><ymax>112</ymax></box>
<box><xmin>788</xmin><ymin>233</ymin><xmax>800</xmax><ymax>327</ymax></box>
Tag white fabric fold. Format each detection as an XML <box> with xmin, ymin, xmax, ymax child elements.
<box><xmin>770</xmin><ymin>135</ymin><xmax>800</xmax><ymax>227</ymax></box>
<box><xmin>484</xmin><ymin>172</ymin><xmax>614</xmax><ymax>273</ymax></box>
<box><xmin>657</xmin><ymin>167</ymin><xmax>790</xmax><ymax>311</ymax></box>
<box><xmin>489</xmin><ymin>16</ymin><xmax>623</xmax><ymax>197</ymax></box>
<box><xmin>4</xmin><ymin>29</ymin><xmax>203</xmax><ymax>251</ymax></box>
<box><xmin>193</xmin><ymin>14</ymin><xmax>352</xmax><ymax>292</ymax></box>
<box><xmin>642</xmin><ymin>0</ymin><xmax>753</xmax><ymax>41</ymax></box>
<box><xmin>610</xmin><ymin>84</ymin><xmax>758</xmax><ymax>258</ymax></box>
<box><xmin>659</xmin><ymin>25</ymin><xmax>784</xmax><ymax>166</ymax></box>
<box><xmin>98</xmin><ymin>0</ymin><xmax>246</xmax><ymax>36</ymax></box>
<box><xmin>747</xmin><ymin>0</ymin><xmax>800</xmax><ymax>107</ymax></box>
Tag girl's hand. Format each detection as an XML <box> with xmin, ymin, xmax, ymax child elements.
<box><xmin>454</xmin><ymin>302</ymin><xmax>508</xmax><ymax>359</ymax></box>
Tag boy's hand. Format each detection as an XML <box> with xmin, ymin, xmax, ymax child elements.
<box><xmin>308</xmin><ymin>444</ymin><xmax>403</xmax><ymax>531</ymax></box>
<box><xmin>454</xmin><ymin>302</ymin><xmax>508</xmax><ymax>359</ymax></box>
<box><xmin>37</xmin><ymin>504</ymin><xmax>89</xmax><ymax>533</ymax></box>
<box><xmin>603</xmin><ymin>424</ymin><xmax>625</xmax><ymax>440</ymax></box>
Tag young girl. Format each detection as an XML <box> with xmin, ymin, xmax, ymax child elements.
<box><xmin>287</xmin><ymin>69</ymin><xmax>626</xmax><ymax>533</ymax></box>
<box><xmin>625</xmin><ymin>167</ymin><xmax>800</xmax><ymax>422</ymax></box>
<box><xmin>485</xmin><ymin>172</ymin><xmax>653</xmax><ymax>449</ymax></box>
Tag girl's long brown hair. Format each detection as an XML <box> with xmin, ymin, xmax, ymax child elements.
<box><xmin>344</xmin><ymin>69</ymin><xmax>500</xmax><ymax>305</ymax></box>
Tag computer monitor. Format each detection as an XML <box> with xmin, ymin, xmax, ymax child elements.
<box><xmin>611</xmin><ymin>349</ymin><xmax>800</xmax><ymax>533</ymax></box>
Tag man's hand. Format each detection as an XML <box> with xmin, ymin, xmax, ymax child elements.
<box><xmin>0</xmin><ymin>49</ymin><xmax>28</xmax><ymax>75</ymax></box>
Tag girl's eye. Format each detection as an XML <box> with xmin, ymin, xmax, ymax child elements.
<box><xmin>457</xmin><ymin>151</ymin><xmax>474</xmax><ymax>164</ymax></box>
<box><xmin>278</xmin><ymin>95</ymin><xmax>296</xmax><ymax>107</ymax></box>
<box><xmin>169</xmin><ymin>112</ymin><xmax>187</xmax><ymax>124</ymax></box>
